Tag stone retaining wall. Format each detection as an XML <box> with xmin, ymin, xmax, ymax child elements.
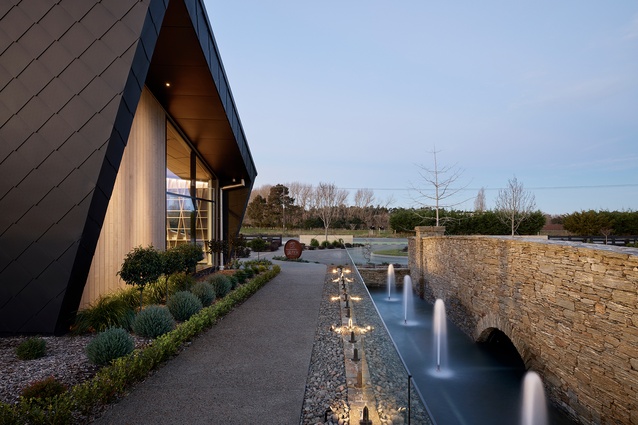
<box><xmin>409</xmin><ymin>233</ymin><xmax>638</xmax><ymax>425</ymax></box>
<box><xmin>358</xmin><ymin>268</ymin><xmax>410</xmax><ymax>288</ymax></box>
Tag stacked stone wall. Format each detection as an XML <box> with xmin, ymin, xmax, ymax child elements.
<box><xmin>358</xmin><ymin>267</ymin><xmax>410</xmax><ymax>288</ymax></box>
<box><xmin>409</xmin><ymin>235</ymin><xmax>638</xmax><ymax>425</ymax></box>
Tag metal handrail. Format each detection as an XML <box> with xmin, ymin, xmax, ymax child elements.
<box><xmin>345</xmin><ymin>248</ymin><xmax>438</xmax><ymax>425</ymax></box>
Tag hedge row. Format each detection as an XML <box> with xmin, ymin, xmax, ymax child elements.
<box><xmin>0</xmin><ymin>265</ymin><xmax>281</xmax><ymax>424</ymax></box>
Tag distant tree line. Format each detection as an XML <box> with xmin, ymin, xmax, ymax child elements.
<box><xmin>389</xmin><ymin>208</ymin><xmax>546</xmax><ymax>235</ymax></box>
<box><xmin>561</xmin><ymin>210</ymin><xmax>638</xmax><ymax>236</ymax></box>
<box><xmin>245</xmin><ymin>183</ymin><xmax>637</xmax><ymax>238</ymax></box>
<box><xmin>245</xmin><ymin>183</ymin><xmax>392</xmax><ymax>237</ymax></box>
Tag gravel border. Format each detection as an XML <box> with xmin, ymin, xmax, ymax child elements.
<box><xmin>299</xmin><ymin>272</ymin><xmax>348</xmax><ymax>425</ymax></box>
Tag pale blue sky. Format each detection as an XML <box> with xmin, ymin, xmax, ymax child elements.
<box><xmin>204</xmin><ymin>1</ymin><xmax>638</xmax><ymax>215</ymax></box>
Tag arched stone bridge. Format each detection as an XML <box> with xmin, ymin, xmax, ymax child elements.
<box><xmin>408</xmin><ymin>227</ymin><xmax>638</xmax><ymax>425</ymax></box>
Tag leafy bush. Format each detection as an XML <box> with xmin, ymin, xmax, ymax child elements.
<box><xmin>142</xmin><ymin>279</ymin><xmax>167</xmax><ymax>305</ymax></box>
<box><xmin>20</xmin><ymin>376</ymin><xmax>67</xmax><ymax>400</ymax></box>
<box><xmin>73</xmin><ymin>296</ymin><xmax>135</xmax><ymax>334</ymax></box>
<box><xmin>207</xmin><ymin>274</ymin><xmax>232</xmax><ymax>298</ymax></box>
<box><xmin>249</xmin><ymin>237</ymin><xmax>269</xmax><ymax>253</ymax></box>
<box><xmin>167</xmin><ymin>291</ymin><xmax>203</xmax><ymax>321</ymax></box>
<box><xmin>228</xmin><ymin>274</ymin><xmax>239</xmax><ymax>289</ymax></box>
<box><xmin>243</xmin><ymin>267</ymin><xmax>254</xmax><ymax>279</ymax></box>
<box><xmin>190</xmin><ymin>282</ymin><xmax>215</xmax><ymax>307</ymax></box>
<box><xmin>132</xmin><ymin>305</ymin><xmax>175</xmax><ymax>338</ymax></box>
<box><xmin>310</xmin><ymin>238</ymin><xmax>320</xmax><ymax>247</ymax></box>
<box><xmin>233</xmin><ymin>269</ymin><xmax>247</xmax><ymax>284</ymax></box>
<box><xmin>86</xmin><ymin>328</ymin><xmax>135</xmax><ymax>366</ymax></box>
<box><xmin>168</xmin><ymin>272</ymin><xmax>195</xmax><ymax>295</ymax></box>
<box><xmin>111</xmin><ymin>287</ymin><xmax>143</xmax><ymax>310</ymax></box>
<box><xmin>168</xmin><ymin>243</ymin><xmax>205</xmax><ymax>274</ymax></box>
<box><xmin>15</xmin><ymin>337</ymin><xmax>47</xmax><ymax>360</ymax></box>
<box><xmin>320</xmin><ymin>240</ymin><xmax>331</xmax><ymax>249</ymax></box>
<box><xmin>118</xmin><ymin>245</ymin><xmax>164</xmax><ymax>307</ymax></box>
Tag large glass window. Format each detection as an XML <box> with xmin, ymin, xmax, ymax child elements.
<box><xmin>166</xmin><ymin>122</ymin><xmax>215</xmax><ymax>265</ymax></box>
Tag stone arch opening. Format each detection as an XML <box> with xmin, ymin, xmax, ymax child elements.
<box><xmin>477</xmin><ymin>327</ymin><xmax>525</xmax><ymax>369</ymax></box>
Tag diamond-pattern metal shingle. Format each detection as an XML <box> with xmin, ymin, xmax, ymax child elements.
<box><xmin>0</xmin><ymin>0</ymin><xmax>156</xmax><ymax>334</ymax></box>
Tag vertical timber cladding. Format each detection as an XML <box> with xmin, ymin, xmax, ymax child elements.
<box><xmin>81</xmin><ymin>88</ymin><xmax>166</xmax><ymax>309</ymax></box>
<box><xmin>410</xmin><ymin>235</ymin><xmax>638</xmax><ymax>425</ymax></box>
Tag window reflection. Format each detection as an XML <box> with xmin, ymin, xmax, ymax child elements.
<box><xmin>165</xmin><ymin>122</ymin><xmax>215</xmax><ymax>265</ymax></box>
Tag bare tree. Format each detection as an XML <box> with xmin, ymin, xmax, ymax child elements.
<box><xmin>314</xmin><ymin>182</ymin><xmax>349</xmax><ymax>240</ymax></box>
<box><xmin>354</xmin><ymin>188</ymin><xmax>375</xmax><ymax>209</ymax></box>
<box><xmin>353</xmin><ymin>188</ymin><xmax>375</xmax><ymax>232</ymax></box>
<box><xmin>248</xmin><ymin>184</ymin><xmax>272</xmax><ymax>203</ymax></box>
<box><xmin>287</xmin><ymin>182</ymin><xmax>314</xmax><ymax>222</ymax></box>
<box><xmin>411</xmin><ymin>147</ymin><xmax>470</xmax><ymax>226</ymax></box>
<box><xmin>495</xmin><ymin>176</ymin><xmax>536</xmax><ymax>236</ymax></box>
<box><xmin>474</xmin><ymin>187</ymin><xmax>486</xmax><ymax>212</ymax></box>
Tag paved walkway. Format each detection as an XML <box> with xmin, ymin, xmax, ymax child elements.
<box><xmin>95</xmin><ymin>259</ymin><xmax>328</xmax><ymax>425</ymax></box>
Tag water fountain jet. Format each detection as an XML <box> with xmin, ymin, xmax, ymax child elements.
<box><xmin>387</xmin><ymin>264</ymin><xmax>395</xmax><ymax>300</ymax></box>
<box><xmin>520</xmin><ymin>371</ymin><xmax>548</xmax><ymax>425</ymax></box>
<box><xmin>403</xmin><ymin>275</ymin><xmax>413</xmax><ymax>324</ymax></box>
<box><xmin>433</xmin><ymin>299</ymin><xmax>448</xmax><ymax>373</ymax></box>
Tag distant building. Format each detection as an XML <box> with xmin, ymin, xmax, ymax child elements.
<box><xmin>0</xmin><ymin>0</ymin><xmax>256</xmax><ymax>334</ymax></box>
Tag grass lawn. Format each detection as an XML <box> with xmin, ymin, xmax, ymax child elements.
<box><xmin>240</xmin><ymin>227</ymin><xmax>412</xmax><ymax>238</ymax></box>
<box><xmin>373</xmin><ymin>249</ymin><xmax>408</xmax><ymax>257</ymax></box>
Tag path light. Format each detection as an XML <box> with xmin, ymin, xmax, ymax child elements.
<box><xmin>330</xmin><ymin>322</ymin><xmax>373</xmax><ymax>335</ymax></box>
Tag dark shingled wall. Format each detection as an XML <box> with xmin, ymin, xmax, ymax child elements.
<box><xmin>0</xmin><ymin>1</ymin><xmax>165</xmax><ymax>334</ymax></box>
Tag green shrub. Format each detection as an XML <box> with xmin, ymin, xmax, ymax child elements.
<box><xmin>171</xmin><ymin>243</ymin><xmax>205</xmax><ymax>273</ymax></box>
<box><xmin>310</xmin><ymin>238</ymin><xmax>320</xmax><ymax>247</ymax></box>
<box><xmin>15</xmin><ymin>337</ymin><xmax>47</xmax><ymax>360</ymax></box>
<box><xmin>233</xmin><ymin>269</ymin><xmax>247</xmax><ymax>284</ymax></box>
<box><xmin>132</xmin><ymin>305</ymin><xmax>175</xmax><ymax>338</ymax></box>
<box><xmin>190</xmin><ymin>282</ymin><xmax>215</xmax><ymax>307</ymax></box>
<box><xmin>167</xmin><ymin>291</ymin><xmax>203</xmax><ymax>321</ymax></box>
<box><xmin>208</xmin><ymin>274</ymin><xmax>232</xmax><ymax>298</ymax></box>
<box><xmin>111</xmin><ymin>287</ymin><xmax>143</xmax><ymax>310</ymax></box>
<box><xmin>143</xmin><ymin>279</ymin><xmax>167</xmax><ymax>305</ymax></box>
<box><xmin>73</xmin><ymin>296</ymin><xmax>135</xmax><ymax>334</ymax></box>
<box><xmin>243</xmin><ymin>267</ymin><xmax>254</xmax><ymax>278</ymax></box>
<box><xmin>20</xmin><ymin>376</ymin><xmax>67</xmax><ymax>400</ymax></box>
<box><xmin>86</xmin><ymin>328</ymin><xmax>135</xmax><ymax>366</ymax></box>
<box><xmin>118</xmin><ymin>245</ymin><xmax>164</xmax><ymax>308</ymax></box>
<box><xmin>320</xmin><ymin>240</ymin><xmax>331</xmax><ymax>249</ymax></box>
<box><xmin>168</xmin><ymin>272</ymin><xmax>195</xmax><ymax>295</ymax></box>
<box><xmin>228</xmin><ymin>274</ymin><xmax>239</xmax><ymax>289</ymax></box>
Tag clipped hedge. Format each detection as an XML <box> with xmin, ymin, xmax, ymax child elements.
<box><xmin>0</xmin><ymin>265</ymin><xmax>281</xmax><ymax>424</ymax></box>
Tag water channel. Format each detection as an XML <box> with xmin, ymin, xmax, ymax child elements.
<box><xmin>367</xmin><ymin>285</ymin><xmax>577</xmax><ymax>425</ymax></box>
